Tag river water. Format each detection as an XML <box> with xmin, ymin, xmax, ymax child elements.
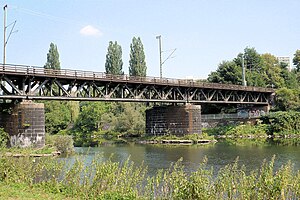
<box><xmin>71</xmin><ymin>142</ymin><xmax>300</xmax><ymax>175</ymax></box>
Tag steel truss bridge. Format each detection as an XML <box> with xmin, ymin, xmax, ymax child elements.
<box><xmin>0</xmin><ymin>64</ymin><xmax>274</xmax><ymax>105</ymax></box>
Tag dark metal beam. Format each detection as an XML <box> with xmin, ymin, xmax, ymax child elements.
<box><xmin>0</xmin><ymin>64</ymin><xmax>275</xmax><ymax>105</ymax></box>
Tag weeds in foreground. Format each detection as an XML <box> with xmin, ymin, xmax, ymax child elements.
<box><xmin>0</xmin><ymin>155</ymin><xmax>299</xmax><ymax>199</ymax></box>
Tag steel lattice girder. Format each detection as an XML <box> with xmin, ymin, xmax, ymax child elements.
<box><xmin>0</xmin><ymin>74</ymin><xmax>273</xmax><ymax>105</ymax></box>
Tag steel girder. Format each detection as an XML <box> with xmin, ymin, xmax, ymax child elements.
<box><xmin>0</xmin><ymin>75</ymin><xmax>272</xmax><ymax>104</ymax></box>
<box><xmin>0</xmin><ymin>64</ymin><xmax>274</xmax><ymax>105</ymax></box>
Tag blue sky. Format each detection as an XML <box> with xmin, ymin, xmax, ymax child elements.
<box><xmin>2</xmin><ymin>0</ymin><xmax>300</xmax><ymax>79</ymax></box>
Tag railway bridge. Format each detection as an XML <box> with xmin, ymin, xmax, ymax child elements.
<box><xmin>0</xmin><ymin>64</ymin><xmax>274</xmax><ymax>147</ymax></box>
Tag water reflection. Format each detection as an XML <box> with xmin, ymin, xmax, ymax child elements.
<box><xmin>72</xmin><ymin>142</ymin><xmax>300</xmax><ymax>176</ymax></box>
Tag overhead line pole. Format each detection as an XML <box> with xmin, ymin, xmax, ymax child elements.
<box><xmin>3</xmin><ymin>4</ymin><xmax>7</xmax><ymax>65</ymax></box>
<box><xmin>242</xmin><ymin>55</ymin><xmax>246</xmax><ymax>86</ymax></box>
<box><xmin>156</xmin><ymin>35</ymin><xmax>162</xmax><ymax>78</ymax></box>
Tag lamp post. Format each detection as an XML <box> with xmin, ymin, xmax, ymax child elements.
<box><xmin>156</xmin><ymin>35</ymin><xmax>162</xmax><ymax>78</ymax></box>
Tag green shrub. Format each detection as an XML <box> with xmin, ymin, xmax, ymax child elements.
<box><xmin>261</xmin><ymin>111</ymin><xmax>300</xmax><ymax>135</ymax></box>
<box><xmin>202</xmin><ymin>125</ymin><xmax>236</xmax><ymax>136</ymax></box>
<box><xmin>0</xmin><ymin>128</ymin><xmax>9</xmax><ymax>148</ymax></box>
<box><xmin>46</xmin><ymin>134</ymin><xmax>74</xmax><ymax>154</ymax></box>
<box><xmin>226</xmin><ymin>122</ymin><xmax>267</xmax><ymax>137</ymax></box>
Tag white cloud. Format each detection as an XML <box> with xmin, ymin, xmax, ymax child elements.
<box><xmin>80</xmin><ymin>25</ymin><xmax>102</xmax><ymax>37</ymax></box>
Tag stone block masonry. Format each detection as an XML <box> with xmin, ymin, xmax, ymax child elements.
<box><xmin>146</xmin><ymin>104</ymin><xmax>201</xmax><ymax>136</ymax></box>
<box><xmin>0</xmin><ymin>101</ymin><xmax>45</xmax><ymax>148</ymax></box>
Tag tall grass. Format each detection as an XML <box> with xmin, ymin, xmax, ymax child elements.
<box><xmin>0</xmin><ymin>155</ymin><xmax>299</xmax><ymax>199</ymax></box>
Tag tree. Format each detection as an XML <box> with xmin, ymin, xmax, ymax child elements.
<box><xmin>105</xmin><ymin>41</ymin><xmax>123</xmax><ymax>75</ymax></box>
<box><xmin>207</xmin><ymin>61</ymin><xmax>242</xmax><ymax>84</ymax></box>
<box><xmin>111</xmin><ymin>103</ymin><xmax>145</xmax><ymax>135</ymax></box>
<box><xmin>44</xmin><ymin>101</ymin><xmax>72</xmax><ymax>134</ymax></box>
<box><xmin>243</xmin><ymin>47</ymin><xmax>262</xmax><ymax>72</ymax></box>
<box><xmin>129</xmin><ymin>37</ymin><xmax>147</xmax><ymax>77</ymax></box>
<box><xmin>293</xmin><ymin>49</ymin><xmax>300</xmax><ymax>71</ymax></box>
<box><xmin>275</xmin><ymin>88</ymin><xmax>300</xmax><ymax>111</ymax></box>
<box><xmin>73</xmin><ymin>102</ymin><xmax>110</xmax><ymax>146</ymax></box>
<box><xmin>260</xmin><ymin>53</ymin><xmax>284</xmax><ymax>88</ymax></box>
<box><xmin>44</xmin><ymin>43</ymin><xmax>61</xmax><ymax>70</ymax></box>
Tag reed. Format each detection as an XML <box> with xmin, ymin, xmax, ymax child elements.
<box><xmin>0</xmin><ymin>154</ymin><xmax>299</xmax><ymax>199</ymax></box>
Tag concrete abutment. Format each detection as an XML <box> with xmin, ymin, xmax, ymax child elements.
<box><xmin>0</xmin><ymin>101</ymin><xmax>45</xmax><ymax>148</ymax></box>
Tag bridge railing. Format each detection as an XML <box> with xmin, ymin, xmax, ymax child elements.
<box><xmin>202</xmin><ymin>111</ymin><xmax>267</xmax><ymax>120</ymax></box>
<box><xmin>0</xmin><ymin>63</ymin><xmax>274</xmax><ymax>92</ymax></box>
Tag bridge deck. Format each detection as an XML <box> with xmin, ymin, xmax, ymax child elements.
<box><xmin>0</xmin><ymin>64</ymin><xmax>274</xmax><ymax>104</ymax></box>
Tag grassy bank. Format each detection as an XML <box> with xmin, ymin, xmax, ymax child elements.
<box><xmin>0</xmin><ymin>155</ymin><xmax>299</xmax><ymax>199</ymax></box>
<box><xmin>0</xmin><ymin>182</ymin><xmax>75</xmax><ymax>200</ymax></box>
<box><xmin>0</xmin><ymin>134</ymin><xmax>74</xmax><ymax>157</ymax></box>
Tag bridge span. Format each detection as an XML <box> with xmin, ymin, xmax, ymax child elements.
<box><xmin>0</xmin><ymin>64</ymin><xmax>274</xmax><ymax>104</ymax></box>
<box><xmin>0</xmin><ymin>64</ymin><xmax>275</xmax><ymax>148</ymax></box>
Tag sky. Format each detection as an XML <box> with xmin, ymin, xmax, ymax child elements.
<box><xmin>1</xmin><ymin>0</ymin><xmax>300</xmax><ymax>79</ymax></box>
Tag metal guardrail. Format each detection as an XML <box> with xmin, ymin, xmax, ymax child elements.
<box><xmin>0</xmin><ymin>63</ymin><xmax>275</xmax><ymax>93</ymax></box>
<box><xmin>202</xmin><ymin>112</ymin><xmax>267</xmax><ymax>120</ymax></box>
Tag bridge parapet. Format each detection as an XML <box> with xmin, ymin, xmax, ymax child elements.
<box><xmin>0</xmin><ymin>64</ymin><xmax>274</xmax><ymax>92</ymax></box>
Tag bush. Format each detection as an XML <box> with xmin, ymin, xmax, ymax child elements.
<box><xmin>46</xmin><ymin>134</ymin><xmax>74</xmax><ymax>154</ymax></box>
<box><xmin>261</xmin><ymin>111</ymin><xmax>300</xmax><ymax>135</ymax></box>
<box><xmin>225</xmin><ymin>122</ymin><xmax>267</xmax><ymax>137</ymax></box>
<box><xmin>0</xmin><ymin>128</ymin><xmax>9</xmax><ymax>148</ymax></box>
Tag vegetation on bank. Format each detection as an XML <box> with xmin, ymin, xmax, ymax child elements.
<box><xmin>199</xmin><ymin>110</ymin><xmax>300</xmax><ymax>146</ymax></box>
<box><xmin>0</xmin><ymin>133</ymin><xmax>74</xmax><ymax>156</ymax></box>
<box><xmin>0</xmin><ymin>182</ymin><xmax>75</xmax><ymax>200</ymax></box>
<box><xmin>0</xmin><ymin>154</ymin><xmax>299</xmax><ymax>199</ymax></box>
<box><xmin>140</xmin><ymin>133</ymin><xmax>216</xmax><ymax>144</ymax></box>
<box><xmin>0</xmin><ymin>128</ymin><xmax>9</xmax><ymax>149</ymax></box>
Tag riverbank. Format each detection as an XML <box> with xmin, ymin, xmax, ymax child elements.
<box><xmin>0</xmin><ymin>152</ymin><xmax>299</xmax><ymax>199</ymax></box>
<box><xmin>137</xmin><ymin>139</ymin><xmax>217</xmax><ymax>145</ymax></box>
<box><xmin>2</xmin><ymin>151</ymin><xmax>61</xmax><ymax>158</ymax></box>
<box><xmin>0</xmin><ymin>182</ymin><xmax>75</xmax><ymax>200</ymax></box>
<box><xmin>0</xmin><ymin>134</ymin><xmax>74</xmax><ymax>158</ymax></box>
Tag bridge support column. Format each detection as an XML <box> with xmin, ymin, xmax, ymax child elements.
<box><xmin>146</xmin><ymin>104</ymin><xmax>201</xmax><ymax>136</ymax></box>
<box><xmin>0</xmin><ymin>101</ymin><xmax>45</xmax><ymax>148</ymax></box>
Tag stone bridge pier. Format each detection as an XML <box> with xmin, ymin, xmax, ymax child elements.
<box><xmin>0</xmin><ymin>101</ymin><xmax>45</xmax><ymax>148</ymax></box>
<box><xmin>146</xmin><ymin>104</ymin><xmax>201</xmax><ymax>136</ymax></box>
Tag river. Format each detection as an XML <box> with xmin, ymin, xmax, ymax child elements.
<box><xmin>70</xmin><ymin>142</ymin><xmax>300</xmax><ymax>176</ymax></box>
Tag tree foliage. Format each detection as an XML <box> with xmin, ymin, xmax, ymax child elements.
<box><xmin>207</xmin><ymin>61</ymin><xmax>242</xmax><ymax>84</ymax></box>
<box><xmin>262</xmin><ymin>111</ymin><xmax>300</xmax><ymax>134</ymax></box>
<box><xmin>260</xmin><ymin>53</ymin><xmax>284</xmax><ymax>88</ymax></box>
<box><xmin>275</xmin><ymin>88</ymin><xmax>300</xmax><ymax>111</ymax></box>
<box><xmin>72</xmin><ymin>102</ymin><xmax>111</xmax><ymax>146</ymax></box>
<box><xmin>74</xmin><ymin>102</ymin><xmax>109</xmax><ymax>133</ymax></box>
<box><xmin>243</xmin><ymin>47</ymin><xmax>262</xmax><ymax>72</ymax></box>
<box><xmin>207</xmin><ymin>46</ymin><xmax>300</xmax><ymax>113</ymax></box>
<box><xmin>44</xmin><ymin>43</ymin><xmax>61</xmax><ymax>70</ymax></box>
<box><xmin>105</xmin><ymin>41</ymin><xmax>123</xmax><ymax>75</ymax></box>
<box><xmin>44</xmin><ymin>101</ymin><xmax>73</xmax><ymax>135</ymax></box>
<box><xmin>208</xmin><ymin>46</ymin><xmax>299</xmax><ymax>89</ymax></box>
<box><xmin>110</xmin><ymin>103</ymin><xmax>145</xmax><ymax>135</ymax></box>
<box><xmin>293</xmin><ymin>49</ymin><xmax>300</xmax><ymax>71</ymax></box>
<box><xmin>71</xmin><ymin>102</ymin><xmax>147</xmax><ymax>146</ymax></box>
<box><xmin>129</xmin><ymin>37</ymin><xmax>147</xmax><ymax>77</ymax></box>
